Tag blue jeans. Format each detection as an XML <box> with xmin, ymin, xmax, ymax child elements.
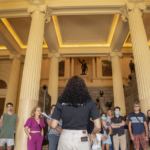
<box><xmin>48</xmin><ymin>134</ymin><xmax>60</xmax><ymax>150</ymax></box>
<box><xmin>109</xmin><ymin>134</ymin><xmax>113</xmax><ymax>150</ymax></box>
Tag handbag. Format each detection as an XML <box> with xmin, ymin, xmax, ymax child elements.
<box><xmin>133</xmin><ymin>113</ymin><xmax>149</xmax><ymax>141</ymax></box>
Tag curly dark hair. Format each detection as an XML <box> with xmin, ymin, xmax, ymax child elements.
<box><xmin>58</xmin><ymin>76</ymin><xmax>91</xmax><ymax>107</ymax></box>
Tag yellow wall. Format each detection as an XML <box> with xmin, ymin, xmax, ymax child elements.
<box><xmin>0</xmin><ymin>56</ymin><xmax>134</xmax><ymax>114</ymax></box>
<box><xmin>40</xmin><ymin>56</ymin><xmax>134</xmax><ymax>88</ymax></box>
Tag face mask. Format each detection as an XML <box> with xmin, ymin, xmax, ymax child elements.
<box><xmin>101</xmin><ymin>116</ymin><xmax>106</xmax><ymax>120</ymax></box>
<box><xmin>115</xmin><ymin>111</ymin><xmax>120</xmax><ymax>115</ymax></box>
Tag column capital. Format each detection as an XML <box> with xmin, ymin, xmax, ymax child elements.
<box><xmin>9</xmin><ymin>54</ymin><xmax>24</xmax><ymax>63</ymax></box>
<box><xmin>10</xmin><ymin>54</ymin><xmax>21</xmax><ymax>59</ymax></box>
<box><xmin>108</xmin><ymin>51</ymin><xmax>123</xmax><ymax>61</ymax></box>
<box><xmin>121</xmin><ymin>2</ymin><xmax>146</xmax><ymax>22</ymax></box>
<box><xmin>27</xmin><ymin>4</ymin><xmax>51</xmax><ymax>23</ymax></box>
<box><xmin>48</xmin><ymin>52</ymin><xmax>62</xmax><ymax>62</ymax></box>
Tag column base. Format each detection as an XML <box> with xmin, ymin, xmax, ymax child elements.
<box><xmin>14</xmin><ymin>99</ymin><xmax>38</xmax><ymax>150</ymax></box>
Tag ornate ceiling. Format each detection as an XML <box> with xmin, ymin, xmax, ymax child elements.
<box><xmin>0</xmin><ymin>14</ymin><xmax>150</xmax><ymax>51</ymax></box>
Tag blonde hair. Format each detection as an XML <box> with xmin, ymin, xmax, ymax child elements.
<box><xmin>31</xmin><ymin>106</ymin><xmax>43</xmax><ymax>118</ymax></box>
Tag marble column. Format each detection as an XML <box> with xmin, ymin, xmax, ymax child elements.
<box><xmin>3</xmin><ymin>54</ymin><xmax>22</xmax><ymax>113</ymax></box>
<box><xmin>15</xmin><ymin>4</ymin><xmax>50</xmax><ymax>150</ymax></box>
<box><xmin>48</xmin><ymin>53</ymin><xmax>61</xmax><ymax>105</ymax></box>
<box><xmin>109</xmin><ymin>52</ymin><xmax>126</xmax><ymax>116</ymax></box>
<box><xmin>122</xmin><ymin>2</ymin><xmax>150</xmax><ymax>114</ymax></box>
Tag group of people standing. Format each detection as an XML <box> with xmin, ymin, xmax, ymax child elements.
<box><xmin>0</xmin><ymin>76</ymin><xmax>150</xmax><ymax>150</ymax></box>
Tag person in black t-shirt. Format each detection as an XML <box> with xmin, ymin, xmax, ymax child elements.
<box><xmin>50</xmin><ymin>76</ymin><xmax>101</xmax><ymax>150</ymax></box>
<box><xmin>111</xmin><ymin>106</ymin><xmax>126</xmax><ymax>150</ymax></box>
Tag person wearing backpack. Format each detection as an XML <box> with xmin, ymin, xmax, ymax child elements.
<box><xmin>128</xmin><ymin>102</ymin><xmax>149</xmax><ymax>150</ymax></box>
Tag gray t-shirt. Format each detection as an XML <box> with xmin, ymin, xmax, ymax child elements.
<box><xmin>47</xmin><ymin>114</ymin><xmax>62</xmax><ymax>136</ymax></box>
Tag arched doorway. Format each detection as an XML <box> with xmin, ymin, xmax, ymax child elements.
<box><xmin>0</xmin><ymin>80</ymin><xmax>7</xmax><ymax>116</ymax></box>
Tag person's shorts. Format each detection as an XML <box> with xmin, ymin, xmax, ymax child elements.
<box><xmin>0</xmin><ymin>139</ymin><xmax>14</xmax><ymax>146</ymax></box>
<box><xmin>133</xmin><ymin>132</ymin><xmax>147</xmax><ymax>149</ymax></box>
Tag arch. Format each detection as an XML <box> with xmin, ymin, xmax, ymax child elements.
<box><xmin>0</xmin><ymin>65</ymin><xmax>11</xmax><ymax>86</ymax></box>
<box><xmin>0</xmin><ymin>80</ymin><xmax>7</xmax><ymax>89</ymax></box>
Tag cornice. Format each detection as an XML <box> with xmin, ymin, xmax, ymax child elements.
<box><xmin>0</xmin><ymin>0</ymin><xmax>28</xmax><ymax>3</ymax></box>
<box><xmin>0</xmin><ymin>2</ymin><xmax>150</xmax><ymax>18</ymax></box>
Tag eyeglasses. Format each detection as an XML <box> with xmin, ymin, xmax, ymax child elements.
<box><xmin>134</xmin><ymin>106</ymin><xmax>139</xmax><ymax>107</ymax></box>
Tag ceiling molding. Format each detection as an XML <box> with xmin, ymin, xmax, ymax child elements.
<box><xmin>0</xmin><ymin>20</ymin><xmax>21</xmax><ymax>54</ymax></box>
<box><xmin>7</xmin><ymin>18</ymin><xmax>31</xmax><ymax>45</ymax></box>
<box><xmin>111</xmin><ymin>15</ymin><xmax>129</xmax><ymax>51</ymax></box>
<box><xmin>57</xmin><ymin>15</ymin><xmax>114</xmax><ymax>45</ymax></box>
<box><xmin>0</xmin><ymin>2</ymin><xmax>149</xmax><ymax>18</ymax></box>
<box><xmin>0</xmin><ymin>0</ymin><xmax>28</xmax><ymax>3</ymax></box>
<box><xmin>52</xmin><ymin>15</ymin><xmax>119</xmax><ymax>48</ymax></box>
<box><xmin>0</xmin><ymin>18</ymin><xmax>48</xmax><ymax>49</ymax></box>
<box><xmin>44</xmin><ymin>19</ymin><xmax>59</xmax><ymax>52</ymax></box>
<box><xmin>0</xmin><ymin>50</ymin><xmax>10</xmax><ymax>59</ymax></box>
<box><xmin>60</xmin><ymin>47</ymin><xmax>111</xmax><ymax>57</ymax></box>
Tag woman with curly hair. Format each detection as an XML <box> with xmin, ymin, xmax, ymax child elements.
<box><xmin>50</xmin><ymin>76</ymin><xmax>101</xmax><ymax>150</ymax></box>
<box><xmin>24</xmin><ymin>106</ymin><xmax>45</xmax><ymax>150</ymax></box>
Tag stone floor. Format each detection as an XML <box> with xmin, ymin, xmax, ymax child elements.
<box><xmin>2</xmin><ymin>143</ymin><xmax>150</xmax><ymax>150</ymax></box>
<box><xmin>42</xmin><ymin>145</ymin><xmax>48</xmax><ymax>150</ymax></box>
<box><xmin>2</xmin><ymin>145</ymin><xmax>48</xmax><ymax>150</ymax></box>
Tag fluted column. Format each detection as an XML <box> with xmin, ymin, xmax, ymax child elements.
<box><xmin>15</xmin><ymin>4</ymin><xmax>50</xmax><ymax>150</ymax></box>
<box><xmin>122</xmin><ymin>2</ymin><xmax>150</xmax><ymax>114</ymax></box>
<box><xmin>71</xmin><ymin>57</ymin><xmax>74</xmax><ymax>77</ymax></box>
<box><xmin>109</xmin><ymin>52</ymin><xmax>126</xmax><ymax>116</ymax></box>
<box><xmin>92</xmin><ymin>57</ymin><xmax>96</xmax><ymax>78</ymax></box>
<box><xmin>3</xmin><ymin>54</ymin><xmax>22</xmax><ymax>113</ymax></box>
<box><xmin>48</xmin><ymin>53</ymin><xmax>61</xmax><ymax>105</ymax></box>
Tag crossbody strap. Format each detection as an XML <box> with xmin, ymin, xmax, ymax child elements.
<box><xmin>101</xmin><ymin>123</ymin><xmax>105</xmax><ymax>131</ymax></box>
<box><xmin>102</xmin><ymin>122</ymin><xmax>108</xmax><ymax>134</ymax></box>
<box><xmin>133</xmin><ymin>112</ymin><xmax>145</xmax><ymax>129</ymax></box>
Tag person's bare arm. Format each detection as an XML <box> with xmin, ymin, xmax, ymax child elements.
<box><xmin>48</xmin><ymin>120</ymin><xmax>61</xmax><ymax>134</ymax></box>
<box><xmin>50</xmin><ymin>119</ymin><xmax>59</xmax><ymax>129</ymax></box>
<box><xmin>56</xmin><ymin>127</ymin><xmax>62</xmax><ymax>134</ymax></box>
<box><xmin>91</xmin><ymin>118</ymin><xmax>101</xmax><ymax>134</ymax></box>
<box><xmin>103</xmin><ymin>127</ymin><xmax>112</xmax><ymax>141</ymax></box>
<box><xmin>0</xmin><ymin>115</ymin><xmax>3</xmax><ymax>128</ymax></box>
<box><xmin>24</xmin><ymin>126</ymin><xmax>31</xmax><ymax>140</ymax></box>
<box><xmin>91</xmin><ymin>118</ymin><xmax>101</xmax><ymax>143</ymax></box>
<box><xmin>128</xmin><ymin>121</ymin><xmax>134</xmax><ymax>140</ymax></box>
<box><xmin>88</xmin><ymin>134</ymin><xmax>93</xmax><ymax>145</ymax></box>
<box><xmin>111</xmin><ymin>121</ymin><xmax>125</xmax><ymax>128</ymax></box>
<box><xmin>144</xmin><ymin>121</ymin><xmax>149</xmax><ymax>140</ymax></box>
<box><xmin>108</xmin><ymin>127</ymin><xmax>112</xmax><ymax>136</ymax></box>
